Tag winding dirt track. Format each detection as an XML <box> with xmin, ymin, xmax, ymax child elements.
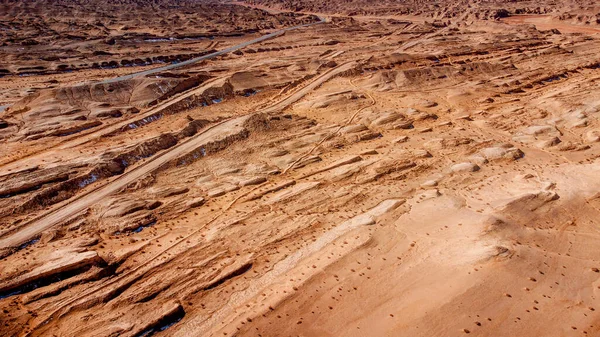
<box><xmin>0</xmin><ymin>17</ymin><xmax>326</xmax><ymax>173</ymax></box>
<box><xmin>95</xmin><ymin>18</ymin><xmax>326</xmax><ymax>85</ymax></box>
<box><xmin>0</xmin><ymin>60</ymin><xmax>357</xmax><ymax>252</ymax></box>
<box><xmin>501</xmin><ymin>15</ymin><xmax>600</xmax><ymax>34</ymax></box>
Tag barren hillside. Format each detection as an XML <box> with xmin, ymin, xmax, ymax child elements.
<box><xmin>1</xmin><ymin>0</ymin><xmax>600</xmax><ymax>336</ymax></box>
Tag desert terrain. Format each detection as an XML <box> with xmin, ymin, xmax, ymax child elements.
<box><xmin>1</xmin><ymin>0</ymin><xmax>600</xmax><ymax>336</ymax></box>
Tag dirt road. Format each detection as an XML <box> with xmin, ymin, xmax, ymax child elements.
<box><xmin>0</xmin><ymin>60</ymin><xmax>357</xmax><ymax>251</ymax></box>
<box><xmin>1</xmin><ymin>16</ymin><xmax>327</xmax><ymax>172</ymax></box>
<box><xmin>95</xmin><ymin>18</ymin><xmax>326</xmax><ymax>85</ymax></box>
<box><xmin>502</xmin><ymin>15</ymin><xmax>600</xmax><ymax>34</ymax></box>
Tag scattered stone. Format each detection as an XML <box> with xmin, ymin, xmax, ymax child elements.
<box><xmin>416</xmin><ymin>100</ymin><xmax>438</xmax><ymax>108</ymax></box>
<box><xmin>186</xmin><ymin>197</ymin><xmax>206</xmax><ymax>208</ymax></box>
<box><xmin>570</xmin><ymin>119</ymin><xmax>588</xmax><ymax>128</ymax></box>
<box><xmin>536</xmin><ymin>137</ymin><xmax>561</xmax><ymax>148</ymax></box>
<box><xmin>479</xmin><ymin>145</ymin><xmax>524</xmax><ymax>161</ymax></box>
<box><xmin>523</xmin><ymin>125</ymin><xmax>553</xmax><ymax>135</ymax></box>
<box><xmin>392</xmin><ymin>120</ymin><xmax>414</xmax><ymax>129</ymax></box>
<box><xmin>469</xmin><ymin>155</ymin><xmax>488</xmax><ymax>165</ymax></box>
<box><xmin>451</xmin><ymin>162</ymin><xmax>480</xmax><ymax>173</ymax></box>
<box><xmin>421</xmin><ymin>180</ymin><xmax>438</xmax><ymax>187</ymax></box>
<box><xmin>413</xmin><ymin>149</ymin><xmax>432</xmax><ymax>158</ymax></box>
<box><xmin>340</xmin><ymin>124</ymin><xmax>368</xmax><ymax>134</ymax></box>
<box><xmin>360</xmin><ymin>149</ymin><xmax>378</xmax><ymax>155</ymax></box>
<box><xmin>585</xmin><ymin>130</ymin><xmax>600</xmax><ymax>143</ymax></box>
<box><xmin>240</xmin><ymin>176</ymin><xmax>267</xmax><ymax>186</ymax></box>
<box><xmin>208</xmin><ymin>188</ymin><xmax>226</xmax><ymax>198</ymax></box>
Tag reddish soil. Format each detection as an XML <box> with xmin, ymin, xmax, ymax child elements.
<box><xmin>1</xmin><ymin>1</ymin><xmax>600</xmax><ymax>336</ymax></box>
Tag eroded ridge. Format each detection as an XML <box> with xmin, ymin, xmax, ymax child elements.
<box><xmin>1</xmin><ymin>0</ymin><xmax>600</xmax><ymax>336</ymax></box>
